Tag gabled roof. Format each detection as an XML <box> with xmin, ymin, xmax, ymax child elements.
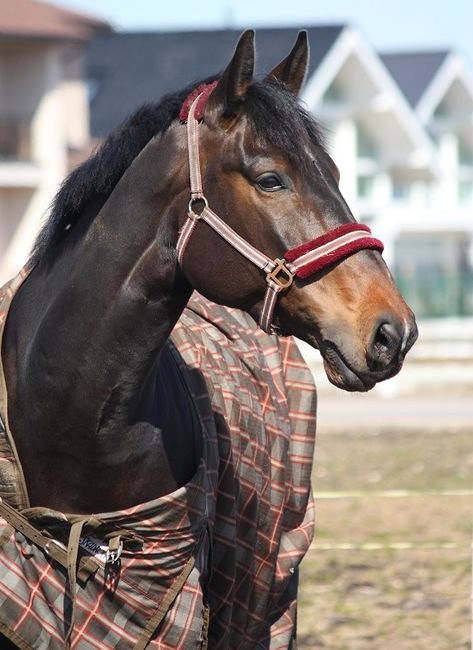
<box><xmin>87</xmin><ymin>26</ymin><xmax>344</xmax><ymax>137</ymax></box>
<box><xmin>298</xmin><ymin>27</ymin><xmax>439</xmax><ymax>180</ymax></box>
<box><xmin>381</xmin><ymin>51</ymin><xmax>450</xmax><ymax>107</ymax></box>
<box><xmin>0</xmin><ymin>0</ymin><xmax>110</xmax><ymax>42</ymax></box>
<box><xmin>382</xmin><ymin>49</ymin><xmax>473</xmax><ymax>132</ymax></box>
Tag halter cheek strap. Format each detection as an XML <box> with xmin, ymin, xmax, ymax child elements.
<box><xmin>176</xmin><ymin>86</ymin><xmax>384</xmax><ymax>334</ymax></box>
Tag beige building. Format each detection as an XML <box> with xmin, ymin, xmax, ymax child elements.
<box><xmin>0</xmin><ymin>0</ymin><xmax>109</xmax><ymax>283</ymax></box>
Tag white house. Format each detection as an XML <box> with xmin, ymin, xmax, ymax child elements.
<box><xmin>298</xmin><ymin>27</ymin><xmax>440</xmax><ymax>261</ymax></box>
<box><xmin>381</xmin><ymin>50</ymin><xmax>473</xmax><ymax>317</ymax></box>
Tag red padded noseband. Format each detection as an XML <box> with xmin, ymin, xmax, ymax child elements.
<box><xmin>285</xmin><ymin>223</ymin><xmax>384</xmax><ymax>279</ymax></box>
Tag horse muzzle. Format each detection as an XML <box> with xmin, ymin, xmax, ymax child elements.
<box><xmin>320</xmin><ymin>316</ymin><xmax>418</xmax><ymax>392</ymax></box>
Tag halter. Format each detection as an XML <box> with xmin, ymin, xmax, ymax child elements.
<box><xmin>177</xmin><ymin>84</ymin><xmax>384</xmax><ymax>334</ymax></box>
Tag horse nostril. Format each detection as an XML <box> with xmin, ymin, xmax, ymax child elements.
<box><xmin>368</xmin><ymin>320</ymin><xmax>403</xmax><ymax>369</ymax></box>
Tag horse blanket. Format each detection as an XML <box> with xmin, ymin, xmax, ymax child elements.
<box><xmin>0</xmin><ymin>271</ymin><xmax>317</xmax><ymax>649</ymax></box>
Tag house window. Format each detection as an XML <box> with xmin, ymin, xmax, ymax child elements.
<box><xmin>392</xmin><ymin>182</ymin><xmax>411</xmax><ymax>200</ymax></box>
<box><xmin>357</xmin><ymin>175</ymin><xmax>374</xmax><ymax>199</ymax></box>
<box><xmin>322</xmin><ymin>82</ymin><xmax>343</xmax><ymax>102</ymax></box>
<box><xmin>458</xmin><ymin>141</ymin><xmax>473</xmax><ymax>165</ymax></box>
<box><xmin>394</xmin><ymin>233</ymin><xmax>473</xmax><ymax>317</ymax></box>
<box><xmin>0</xmin><ymin>118</ymin><xmax>31</xmax><ymax>161</ymax></box>
<box><xmin>433</xmin><ymin>97</ymin><xmax>449</xmax><ymax>118</ymax></box>
<box><xmin>86</xmin><ymin>79</ymin><xmax>99</xmax><ymax>102</ymax></box>
<box><xmin>358</xmin><ymin>214</ymin><xmax>375</xmax><ymax>225</ymax></box>
<box><xmin>459</xmin><ymin>180</ymin><xmax>473</xmax><ymax>203</ymax></box>
<box><xmin>458</xmin><ymin>141</ymin><xmax>473</xmax><ymax>203</ymax></box>
<box><xmin>356</xmin><ymin>123</ymin><xmax>376</xmax><ymax>159</ymax></box>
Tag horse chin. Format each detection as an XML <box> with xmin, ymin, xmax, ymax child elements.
<box><xmin>322</xmin><ymin>356</ymin><xmax>376</xmax><ymax>392</ymax></box>
<box><xmin>290</xmin><ymin>327</ymin><xmax>371</xmax><ymax>392</ymax></box>
<box><xmin>320</xmin><ymin>344</ymin><xmax>377</xmax><ymax>393</ymax></box>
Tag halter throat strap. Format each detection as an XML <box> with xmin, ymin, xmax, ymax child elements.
<box><xmin>176</xmin><ymin>87</ymin><xmax>384</xmax><ymax>334</ymax></box>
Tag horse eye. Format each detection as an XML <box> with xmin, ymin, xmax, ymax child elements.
<box><xmin>256</xmin><ymin>174</ymin><xmax>284</xmax><ymax>192</ymax></box>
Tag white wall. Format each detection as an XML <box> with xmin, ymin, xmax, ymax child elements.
<box><xmin>0</xmin><ymin>43</ymin><xmax>77</xmax><ymax>284</ymax></box>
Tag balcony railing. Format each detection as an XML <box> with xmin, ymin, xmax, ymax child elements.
<box><xmin>0</xmin><ymin>119</ymin><xmax>31</xmax><ymax>161</ymax></box>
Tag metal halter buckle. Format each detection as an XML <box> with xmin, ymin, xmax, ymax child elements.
<box><xmin>266</xmin><ymin>258</ymin><xmax>294</xmax><ymax>290</ymax></box>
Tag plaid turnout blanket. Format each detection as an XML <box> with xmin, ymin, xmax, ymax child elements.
<box><xmin>0</xmin><ymin>273</ymin><xmax>317</xmax><ymax>649</ymax></box>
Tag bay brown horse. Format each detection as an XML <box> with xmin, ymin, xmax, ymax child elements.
<box><xmin>0</xmin><ymin>30</ymin><xmax>417</xmax><ymax>648</ymax></box>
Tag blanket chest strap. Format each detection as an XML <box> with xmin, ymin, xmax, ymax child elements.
<box><xmin>0</xmin><ymin>497</ymin><xmax>98</xmax><ymax>583</ymax></box>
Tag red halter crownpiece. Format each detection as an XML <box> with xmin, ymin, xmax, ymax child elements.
<box><xmin>179</xmin><ymin>81</ymin><xmax>219</xmax><ymax>123</ymax></box>
<box><xmin>285</xmin><ymin>223</ymin><xmax>384</xmax><ymax>279</ymax></box>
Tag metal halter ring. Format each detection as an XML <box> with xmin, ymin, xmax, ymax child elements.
<box><xmin>187</xmin><ymin>196</ymin><xmax>209</xmax><ymax>221</ymax></box>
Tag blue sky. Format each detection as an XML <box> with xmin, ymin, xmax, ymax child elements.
<box><xmin>54</xmin><ymin>0</ymin><xmax>473</xmax><ymax>65</ymax></box>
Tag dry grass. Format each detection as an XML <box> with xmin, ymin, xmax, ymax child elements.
<box><xmin>297</xmin><ymin>425</ymin><xmax>472</xmax><ymax>649</ymax></box>
<box><xmin>298</xmin><ymin>546</ymin><xmax>470</xmax><ymax>649</ymax></box>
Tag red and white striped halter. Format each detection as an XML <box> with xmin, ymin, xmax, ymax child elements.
<box><xmin>176</xmin><ymin>83</ymin><xmax>384</xmax><ymax>334</ymax></box>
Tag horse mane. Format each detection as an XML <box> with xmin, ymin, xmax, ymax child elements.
<box><xmin>29</xmin><ymin>75</ymin><xmax>218</xmax><ymax>266</ymax></box>
<box><xmin>30</xmin><ymin>76</ymin><xmax>326</xmax><ymax>266</ymax></box>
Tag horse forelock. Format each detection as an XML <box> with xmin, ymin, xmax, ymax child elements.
<box><xmin>244</xmin><ymin>80</ymin><xmax>328</xmax><ymax>171</ymax></box>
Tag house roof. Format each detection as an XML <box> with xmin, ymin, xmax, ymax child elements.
<box><xmin>0</xmin><ymin>0</ymin><xmax>110</xmax><ymax>42</ymax></box>
<box><xmin>296</xmin><ymin>28</ymin><xmax>439</xmax><ymax>181</ymax></box>
<box><xmin>380</xmin><ymin>51</ymin><xmax>449</xmax><ymax>107</ymax></box>
<box><xmin>87</xmin><ymin>26</ymin><xmax>344</xmax><ymax>137</ymax></box>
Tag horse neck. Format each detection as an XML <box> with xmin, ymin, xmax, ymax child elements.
<box><xmin>3</xmin><ymin>127</ymin><xmax>196</xmax><ymax>512</ymax></box>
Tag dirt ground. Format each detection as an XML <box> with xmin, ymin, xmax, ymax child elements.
<box><xmin>297</xmin><ymin>419</ymin><xmax>472</xmax><ymax>649</ymax></box>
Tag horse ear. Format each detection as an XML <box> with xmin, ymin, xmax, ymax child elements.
<box><xmin>265</xmin><ymin>30</ymin><xmax>309</xmax><ymax>96</ymax></box>
<box><xmin>206</xmin><ymin>29</ymin><xmax>255</xmax><ymax>119</ymax></box>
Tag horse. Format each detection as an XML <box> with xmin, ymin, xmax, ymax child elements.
<box><xmin>0</xmin><ymin>30</ymin><xmax>417</xmax><ymax>649</ymax></box>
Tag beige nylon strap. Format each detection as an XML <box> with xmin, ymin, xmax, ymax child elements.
<box><xmin>187</xmin><ymin>95</ymin><xmax>204</xmax><ymax>199</ymax></box>
<box><xmin>192</xmin><ymin>206</ymin><xmax>275</xmax><ymax>272</ymax></box>
<box><xmin>260</xmin><ymin>283</ymin><xmax>281</xmax><ymax>334</ymax></box>
<box><xmin>176</xmin><ymin>213</ymin><xmax>200</xmax><ymax>267</ymax></box>
<box><xmin>64</xmin><ymin>519</ymin><xmax>87</xmax><ymax>649</ymax></box>
<box><xmin>0</xmin><ymin>498</ymin><xmax>98</xmax><ymax>582</ymax></box>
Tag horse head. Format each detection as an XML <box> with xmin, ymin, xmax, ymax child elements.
<box><xmin>174</xmin><ymin>30</ymin><xmax>417</xmax><ymax>392</ymax></box>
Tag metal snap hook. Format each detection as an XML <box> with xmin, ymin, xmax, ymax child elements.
<box><xmin>103</xmin><ymin>539</ymin><xmax>123</xmax><ymax>565</ymax></box>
